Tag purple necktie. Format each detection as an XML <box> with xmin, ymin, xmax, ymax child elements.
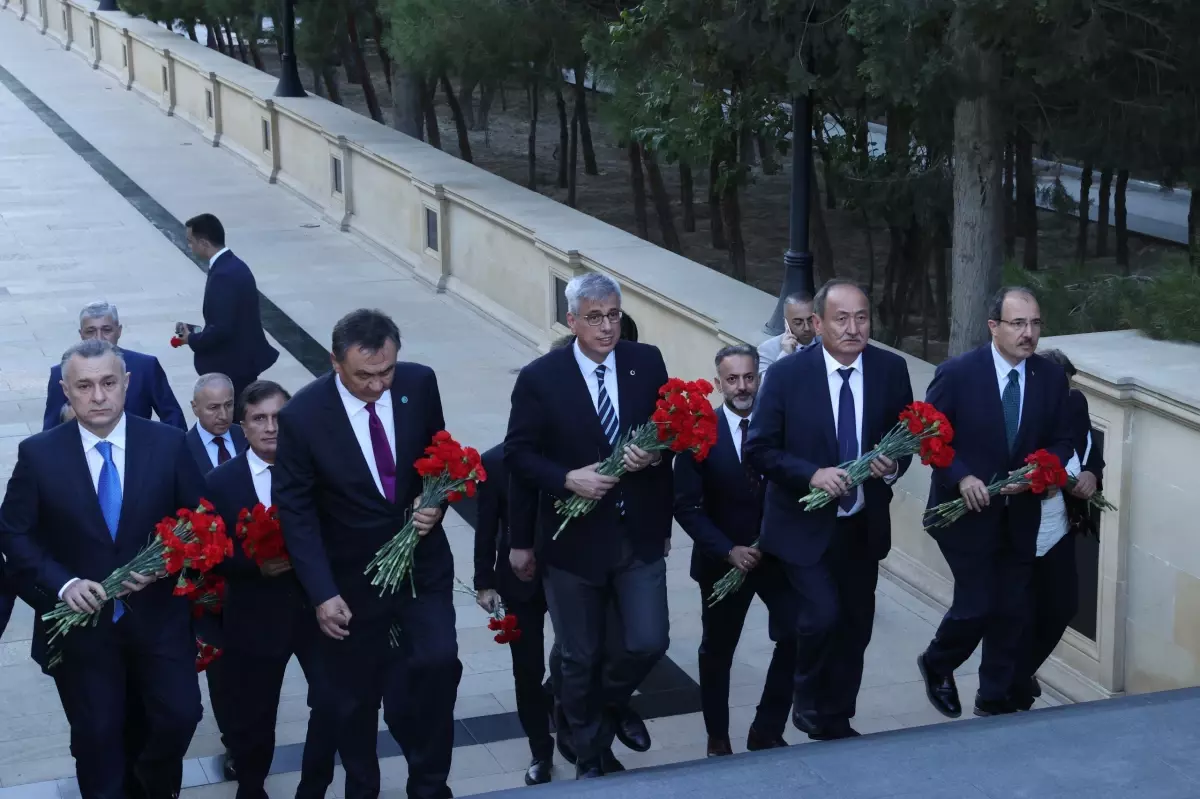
<box><xmin>365</xmin><ymin>401</ymin><xmax>396</xmax><ymax>502</ymax></box>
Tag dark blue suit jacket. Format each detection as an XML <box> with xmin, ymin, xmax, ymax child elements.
<box><xmin>504</xmin><ymin>340</ymin><xmax>674</xmax><ymax>581</ymax></box>
<box><xmin>0</xmin><ymin>416</ymin><xmax>205</xmax><ymax>665</ymax></box>
<box><xmin>188</xmin><ymin>250</ymin><xmax>279</xmax><ymax>380</ymax></box>
<box><xmin>674</xmin><ymin>411</ymin><xmax>764</xmax><ymax>582</ymax></box>
<box><xmin>274</xmin><ymin>367</ymin><xmax>451</xmax><ymax>620</ymax></box>
<box><xmin>42</xmin><ymin>348</ymin><xmax>185</xmax><ymax>432</ymax></box>
<box><xmin>745</xmin><ymin>343</ymin><xmax>914</xmax><ymax>567</ymax></box>
<box><xmin>186</xmin><ymin>423</ymin><xmax>248</xmax><ymax>476</ymax></box>
<box><xmin>924</xmin><ymin>345</ymin><xmax>1074</xmax><ymax>553</ymax></box>
<box><xmin>473</xmin><ymin>445</ymin><xmax>539</xmax><ymax>604</ymax></box>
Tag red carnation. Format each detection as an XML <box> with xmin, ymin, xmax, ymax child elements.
<box><xmin>170</xmin><ymin>335</ymin><xmax>183</xmax><ymax>348</ymax></box>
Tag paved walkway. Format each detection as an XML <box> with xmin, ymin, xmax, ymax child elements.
<box><xmin>0</xmin><ymin>10</ymin><xmax>1048</xmax><ymax>798</ymax></box>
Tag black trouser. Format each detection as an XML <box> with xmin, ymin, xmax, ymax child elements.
<box><xmin>1013</xmin><ymin>532</ymin><xmax>1079</xmax><ymax>701</ymax></box>
<box><xmin>502</xmin><ymin>588</ymin><xmax>554</xmax><ymax>762</ymax></box>
<box><xmin>783</xmin><ymin>514</ymin><xmax>878</xmax><ymax>726</ymax></box>
<box><xmin>697</xmin><ymin>556</ymin><xmax>796</xmax><ymax>740</ymax></box>
<box><xmin>0</xmin><ymin>582</ymin><xmax>14</xmax><ymax>640</ymax></box>
<box><xmin>925</xmin><ymin>512</ymin><xmax>1034</xmax><ymax>702</ymax></box>
<box><xmin>229</xmin><ymin>374</ymin><xmax>261</xmax><ymax>423</ymax></box>
<box><xmin>206</xmin><ymin>655</ymin><xmax>236</xmax><ymax>747</ymax></box>
<box><xmin>543</xmin><ymin>554</ymin><xmax>668</xmax><ymax>766</ymax></box>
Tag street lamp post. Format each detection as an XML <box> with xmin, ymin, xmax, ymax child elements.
<box><xmin>764</xmin><ymin>89</ymin><xmax>816</xmax><ymax>336</ymax></box>
<box><xmin>274</xmin><ymin>0</ymin><xmax>306</xmax><ymax>98</ymax></box>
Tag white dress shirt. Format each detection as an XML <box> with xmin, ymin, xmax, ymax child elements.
<box><xmin>1036</xmin><ymin>446</ymin><xmax>1083</xmax><ymax>557</ymax></box>
<box><xmin>722</xmin><ymin>404</ymin><xmax>752</xmax><ymax>462</ymax></box>
<box><xmin>208</xmin><ymin>247</ymin><xmax>230</xmax><ymax>267</ymax></box>
<box><xmin>62</xmin><ymin>415</ymin><xmax>129</xmax><ymax>597</ymax></box>
<box><xmin>246</xmin><ymin>447</ymin><xmax>273</xmax><ymax>507</ymax></box>
<box><xmin>992</xmin><ymin>343</ymin><xmax>1026</xmax><ymax>427</ymax></box>
<box><xmin>823</xmin><ymin>348</ymin><xmax>866</xmax><ymax>517</ymax></box>
<box><xmin>573</xmin><ymin>339</ymin><xmax>619</xmax><ymax>417</ymax></box>
<box><xmin>336</xmin><ymin>374</ymin><xmax>396</xmax><ymax>499</ymax></box>
<box><xmin>198</xmin><ymin>425</ymin><xmax>238</xmax><ymax>470</ymax></box>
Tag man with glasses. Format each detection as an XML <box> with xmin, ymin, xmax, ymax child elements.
<box><xmin>757</xmin><ymin>292</ymin><xmax>817</xmax><ymax>375</ymax></box>
<box><xmin>916</xmin><ymin>287</ymin><xmax>1074</xmax><ymax>719</ymax></box>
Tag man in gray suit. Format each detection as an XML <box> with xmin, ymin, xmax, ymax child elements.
<box><xmin>757</xmin><ymin>292</ymin><xmax>817</xmax><ymax>374</ymax></box>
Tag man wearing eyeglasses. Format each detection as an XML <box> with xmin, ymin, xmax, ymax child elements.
<box><xmin>916</xmin><ymin>287</ymin><xmax>1074</xmax><ymax>719</ymax></box>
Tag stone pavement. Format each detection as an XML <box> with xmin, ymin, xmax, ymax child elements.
<box><xmin>0</xmin><ymin>10</ymin><xmax>1051</xmax><ymax>798</ymax></box>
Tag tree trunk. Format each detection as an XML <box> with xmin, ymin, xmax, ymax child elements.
<box><xmin>345</xmin><ymin>11</ymin><xmax>383</xmax><ymax>123</ymax></box>
<box><xmin>440</xmin><ymin>73</ymin><xmax>473</xmax><ymax>163</ymax></box>
<box><xmin>573</xmin><ymin>60</ymin><xmax>599</xmax><ymax>175</ymax></box>
<box><xmin>312</xmin><ymin>68</ymin><xmax>324</xmax><ymax>98</ymax></box>
<box><xmin>459</xmin><ymin>76</ymin><xmax>477</xmax><ymax>130</ymax></box>
<box><xmin>187</xmin><ymin>25</ymin><xmax>199</xmax><ymax>43</ymax></box>
<box><xmin>567</xmin><ymin>106</ymin><xmax>579</xmax><ymax>208</ymax></box>
<box><xmin>372</xmin><ymin>13</ymin><xmax>392</xmax><ymax>94</ymax></box>
<box><xmin>629</xmin><ymin>143</ymin><xmax>649</xmax><ymax>239</ymax></box>
<box><xmin>1076</xmin><ymin>160</ymin><xmax>1093</xmax><ymax>263</ymax></box>
<box><xmin>1015</xmin><ymin>125</ymin><xmax>1037</xmax><ymax>271</ymax></box>
<box><xmin>227</xmin><ymin>19</ymin><xmax>248</xmax><ymax>63</ymax></box>
<box><xmin>1115</xmin><ymin>168</ymin><xmax>1130</xmax><ymax>272</ymax></box>
<box><xmin>478</xmin><ymin>83</ymin><xmax>496</xmax><ymax>133</ymax></box>
<box><xmin>247</xmin><ymin>36</ymin><xmax>264</xmax><ymax>70</ymax></box>
<box><xmin>388</xmin><ymin>63</ymin><xmax>420</xmax><ymax>137</ymax></box>
<box><xmin>341</xmin><ymin>36</ymin><xmax>361</xmax><ymax>84</ymax></box>
<box><xmin>948</xmin><ymin>15</ymin><xmax>1004</xmax><ymax>357</ymax></box>
<box><xmin>1003</xmin><ymin>137</ymin><xmax>1016</xmax><ymax>258</ymax></box>
<box><xmin>721</xmin><ymin>179</ymin><xmax>747</xmax><ymax>282</ymax></box>
<box><xmin>708</xmin><ymin>157</ymin><xmax>727</xmax><ymax>249</ymax></box>
<box><xmin>679</xmin><ymin>165</ymin><xmax>696</xmax><ymax>232</ymax></box>
<box><xmin>323</xmin><ymin>67</ymin><xmax>343</xmax><ymax>106</ymax></box>
<box><xmin>422</xmin><ymin>78</ymin><xmax>441</xmax><ymax>148</ymax></box>
<box><xmin>527</xmin><ymin>78</ymin><xmax>539</xmax><ymax>191</ymax></box>
<box><xmin>555</xmin><ymin>87</ymin><xmax>570</xmax><ymax>189</ymax></box>
<box><xmin>1096</xmin><ymin>167</ymin><xmax>1112</xmax><ymax>257</ymax></box>
<box><xmin>206</xmin><ymin>22</ymin><xmax>222</xmax><ymax>53</ymax></box>
<box><xmin>643</xmin><ymin>149</ymin><xmax>682</xmax><ymax>254</ymax></box>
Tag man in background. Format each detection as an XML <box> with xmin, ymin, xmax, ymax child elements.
<box><xmin>186</xmin><ymin>373</ymin><xmax>248</xmax><ymax>473</ymax></box>
<box><xmin>757</xmin><ymin>292</ymin><xmax>817</xmax><ymax>375</ymax></box>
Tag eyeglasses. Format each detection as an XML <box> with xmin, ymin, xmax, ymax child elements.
<box><xmin>998</xmin><ymin>318</ymin><xmax>1043</xmax><ymax>332</ymax></box>
<box><xmin>581</xmin><ymin>310</ymin><xmax>623</xmax><ymax>327</ymax></box>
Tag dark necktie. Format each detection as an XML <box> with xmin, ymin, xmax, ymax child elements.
<box><xmin>214</xmin><ymin>435</ymin><xmax>231</xmax><ymax>465</ymax></box>
<box><xmin>595</xmin><ymin>364</ymin><xmax>623</xmax><ymax>514</ymax></box>
<box><xmin>739</xmin><ymin>418</ymin><xmax>761</xmax><ymax>494</ymax></box>
<box><xmin>1002</xmin><ymin>368</ymin><xmax>1021</xmax><ymax>453</ymax></box>
<box><xmin>365</xmin><ymin>401</ymin><xmax>397</xmax><ymax>502</ymax></box>
<box><xmin>836</xmin><ymin>368</ymin><xmax>858</xmax><ymax>514</ymax></box>
<box><xmin>266</xmin><ymin>464</ymin><xmax>274</xmax><ymax>506</ymax></box>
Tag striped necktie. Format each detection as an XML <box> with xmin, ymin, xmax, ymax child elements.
<box><xmin>595</xmin><ymin>364</ymin><xmax>623</xmax><ymax>514</ymax></box>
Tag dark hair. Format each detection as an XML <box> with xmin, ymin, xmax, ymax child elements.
<box><xmin>331</xmin><ymin>309</ymin><xmax>401</xmax><ymax>361</ymax></box>
<box><xmin>785</xmin><ymin>291</ymin><xmax>814</xmax><ymax>307</ymax></box>
<box><xmin>185</xmin><ymin>213</ymin><xmax>225</xmax><ymax>247</ymax></box>
<box><xmin>238</xmin><ymin>379</ymin><xmax>291</xmax><ymax>419</ymax></box>
<box><xmin>715</xmin><ymin>344</ymin><xmax>758</xmax><ymax>370</ymax></box>
<box><xmin>550</xmin><ymin>334</ymin><xmax>576</xmax><ymax>351</ymax></box>
<box><xmin>988</xmin><ymin>286</ymin><xmax>1036</xmax><ymax>321</ymax></box>
<box><xmin>813</xmin><ymin>278</ymin><xmax>865</xmax><ymax>317</ymax></box>
<box><xmin>1038</xmin><ymin>348</ymin><xmax>1077</xmax><ymax>378</ymax></box>
<box><xmin>620</xmin><ymin>312</ymin><xmax>640</xmax><ymax>343</ymax></box>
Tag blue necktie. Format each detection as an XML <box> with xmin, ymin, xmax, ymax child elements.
<box><xmin>836</xmin><ymin>368</ymin><xmax>858</xmax><ymax>513</ymax></box>
<box><xmin>96</xmin><ymin>441</ymin><xmax>124</xmax><ymax>621</ymax></box>
<box><xmin>595</xmin><ymin>365</ymin><xmax>623</xmax><ymax>514</ymax></box>
<box><xmin>1002</xmin><ymin>369</ymin><xmax>1021</xmax><ymax>453</ymax></box>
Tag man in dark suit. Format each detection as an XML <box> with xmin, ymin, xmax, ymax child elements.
<box><xmin>745</xmin><ymin>279</ymin><xmax>914</xmax><ymax>740</ymax></box>
<box><xmin>42</xmin><ymin>301</ymin><xmax>185</xmax><ymax>432</ymax></box>
<box><xmin>0</xmin><ymin>339</ymin><xmax>205</xmax><ymax>799</ymax></box>
<box><xmin>206</xmin><ymin>380</ymin><xmax>337</xmax><ymax>799</ymax></box>
<box><xmin>473</xmin><ymin>445</ymin><xmax>555</xmax><ymax>785</ymax></box>
<box><xmin>178</xmin><ymin>214</ymin><xmax>279</xmax><ymax>419</ymax></box>
<box><xmin>186</xmin><ymin>373</ymin><xmax>249</xmax><ymax>473</ymax></box>
<box><xmin>916</xmin><ymin>287</ymin><xmax>1074</xmax><ymax>718</ymax></box>
<box><xmin>274</xmin><ymin>309</ymin><xmax>460</xmax><ymax>799</ymax></box>
<box><xmin>505</xmin><ymin>273</ymin><xmax>672</xmax><ymax>778</ymax></box>
<box><xmin>675</xmin><ymin>344</ymin><xmax>795</xmax><ymax>757</ymax></box>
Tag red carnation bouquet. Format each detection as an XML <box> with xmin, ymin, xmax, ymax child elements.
<box><xmin>42</xmin><ymin>501</ymin><xmax>232</xmax><ymax>665</ymax></box>
<box><xmin>553</xmin><ymin>378</ymin><xmax>719</xmax><ymax>538</ymax></box>
<box><xmin>366</xmin><ymin>431</ymin><xmax>487</xmax><ymax>596</ymax></box>
<box><xmin>185</xmin><ymin>574</ymin><xmax>226</xmax><ymax>618</ymax></box>
<box><xmin>195</xmin><ymin>637</ymin><xmax>223</xmax><ymax>672</ymax></box>
<box><xmin>454</xmin><ymin>578</ymin><xmax>521</xmax><ymax>644</ymax></box>
<box><xmin>169</xmin><ymin>335</ymin><xmax>183</xmax><ymax>348</ymax></box>
<box><xmin>924</xmin><ymin>448</ymin><xmax>1068</xmax><ymax>529</ymax></box>
<box><xmin>236</xmin><ymin>503</ymin><xmax>289</xmax><ymax>566</ymax></box>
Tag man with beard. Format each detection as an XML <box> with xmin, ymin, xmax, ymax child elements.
<box><xmin>757</xmin><ymin>293</ymin><xmax>817</xmax><ymax>374</ymax></box>
<box><xmin>674</xmin><ymin>344</ymin><xmax>795</xmax><ymax>757</ymax></box>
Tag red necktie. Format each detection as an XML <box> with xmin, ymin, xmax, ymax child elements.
<box><xmin>215</xmin><ymin>436</ymin><xmax>231</xmax><ymax>465</ymax></box>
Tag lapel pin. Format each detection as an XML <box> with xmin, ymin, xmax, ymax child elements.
<box><xmin>401</xmin><ymin>396</ymin><xmax>409</xmax><ymax>404</ymax></box>
<box><xmin>630</xmin><ymin>370</ymin><xmax>636</xmax><ymax>376</ymax></box>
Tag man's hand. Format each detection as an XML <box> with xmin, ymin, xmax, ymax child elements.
<box><xmin>63</xmin><ymin>580</ymin><xmax>108</xmax><ymax>614</ymax></box>
<box><xmin>1071</xmin><ymin>471</ymin><xmax>1097</xmax><ymax>500</ymax></box>
<box><xmin>868</xmin><ymin>454</ymin><xmax>897</xmax><ymax>480</ymax></box>
<box><xmin>780</xmin><ymin>330</ymin><xmax>799</xmax><ymax>356</ymax></box>
<box><xmin>727</xmin><ymin>545</ymin><xmax>761</xmax><ymax>574</ymax></box>
<box><xmin>999</xmin><ymin>470</ymin><xmax>1032</xmax><ymax>496</ymax></box>
<box><xmin>117</xmin><ymin>571</ymin><xmax>156</xmax><ymax>598</ymax></box>
<box><xmin>316</xmin><ymin>596</ymin><xmax>352</xmax><ymax>640</ymax></box>
<box><xmin>811</xmin><ymin>467</ymin><xmax>851</xmax><ymax>498</ymax></box>
<box><xmin>958</xmin><ymin>476</ymin><xmax>991</xmax><ymax>512</ymax></box>
<box><xmin>260</xmin><ymin>558</ymin><xmax>293</xmax><ymax>577</ymax></box>
<box><xmin>622</xmin><ymin>444</ymin><xmax>660</xmax><ymax>473</ymax></box>
<box><xmin>476</xmin><ymin>588</ymin><xmax>500</xmax><ymax>614</ymax></box>
<box><xmin>509</xmin><ymin>548</ymin><xmax>536</xmax><ymax>583</ymax></box>
<box><xmin>412</xmin><ymin>500</ymin><xmax>444</xmax><ymax>536</ymax></box>
<box><xmin>565</xmin><ymin>464</ymin><xmax>619</xmax><ymax>501</ymax></box>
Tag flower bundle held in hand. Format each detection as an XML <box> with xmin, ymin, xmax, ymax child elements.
<box><xmin>798</xmin><ymin>401</ymin><xmax>956</xmax><ymax>511</ymax></box>
<box><xmin>1066</xmin><ymin>476</ymin><xmax>1118</xmax><ymax>512</ymax></box>
<box><xmin>924</xmin><ymin>449</ymin><xmax>1068</xmax><ymax>529</ymax></box>
<box><xmin>553</xmin><ymin>378</ymin><xmax>719</xmax><ymax>538</ymax></box>
<box><xmin>236</xmin><ymin>503</ymin><xmax>288</xmax><ymax>567</ymax></box>
<box><xmin>706</xmin><ymin>537</ymin><xmax>759</xmax><ymax>607</ymax></box>
<box><xmin>42</xmin><ymin>501</ymin><xmax>233</xmax><ymax>654</ymax></box>
<box><xmin>185</xmin><ymin>574</ymin><xmax>226</xmax><ymax>619</ymax></box>
<box><xmin>453</xmin><ymin>579</ymin><xmax>521</xmax><ymax>644</ymax></box>
<box><xmin>366</xmin><ymin>431</ymin><xmax>487</xmax><ymax>596</ymax></box>
<box><xmin>195</xmin><ymin>637</ymin><xmax>223</xmax><ymax>672</ymax></box>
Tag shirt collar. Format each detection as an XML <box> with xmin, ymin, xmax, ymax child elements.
<box><xmin>722</xmin><ymin>403</ymin><xmax>752</xmax><ymax>432</ymax></box>
<box><xmin>573</xmin><ymin>339</ymin><xmax>617</xmax><ymax>379</ymax></box>
<box><xmin>208</xmin><ymin>247</ymin><xmax>230</xmax><ymax>268</ymax></box>
<box><xmin>245</xmin><ymin>447</ymin><xmax>272</xmax><ymax>476</ymax></box>
<box><xmin>991</xmin><ymin>343</ymin><xmax>1026</xmax><ymax>381</ymax></box>
<box><xmin>821</xmin><ymin>346</ymin><xmax>863</xmax><ymax>377</ymax></box>
<box><xmin>335</xmin><ymin>374</ymin><xmax>392</xmax><ymax>415</ymax></box>
<box><xmin>198</xmin><ymin>424</ymin><xmax>230</xmax><ymax>446</ymax></box>
<box><xmin>79</xmin><ymin>412</ymin><xmax>127</xmax><ymax>452</ymax></box>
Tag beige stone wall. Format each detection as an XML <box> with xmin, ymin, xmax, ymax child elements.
<box><xmin>12</xmin><ymin>0</ymin><xmax>1200</xmax><ymax>703</ymax></box>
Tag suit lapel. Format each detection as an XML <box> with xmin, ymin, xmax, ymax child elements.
<box><xmin>186</xmin><ymin>427</ymin><xmax>209</xmax><ymax>471</ymax></box>
<box><xmin>560</xmin><ymin>347</ymin><xmax>610</xmax><ymax>451</ymax></box>
<box><xmin>861</xmin><ymin>347</ymin><xmax>885</xmax><ymax>449</ymax></box>
<box><xmin>389</xmin><ymin>382</ymin><xmax>418</xmax><ymax>506</ymax></box>
<box><xmin>973</xmin><ymin>347</ymin><xmax>1010</xmax><ymax>458</ymax></box>
<box><xmin>61</xmin><ymin>423</ymin><xmax>111</xmax><ymax>543</ymax></box>
<box><xmin>615</xmin><ymin>343</ymin><xmax>637</xmax><ymax>439</ymax></box>
<box><xmin>323</xmin><ymin>376</ymin><xmax>389</xmax><ymax>507</ymax></box>
<box><xmin>807</xmin><ymin>348</ymin><xmax>839</xmax><ymax>458</ymax></box>
<box><xmin>1013</xmin><ymin>358</ymin><xmax>1041</xmax><ymax>459</ymax></box>
<box><xmin>117</xmin><ymin>419</ymin><xmax>153</xmax><ymax>545</ymax></box>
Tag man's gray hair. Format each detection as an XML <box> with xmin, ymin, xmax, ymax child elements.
<box><xmin>60</xmin><ymin>339</ymin><xmax>126</xmax><ymax>377</ymax></box>
<box><xmin>193</xmin><ymin>373</ymin><xmax>234</xmax><ymax>396</ymax></box>
<box><xmin>79</xmin><ymin>301</ymin><xmax>119</xmax><ymax>326</ymax></box>
<box><xmin>813</xmin><ymin>278</ymin><xmax>866</xmax><ymax>318</ymax></box>
<box><xmin>565</xmin><ymin>273</ymin><xmax>622</xmax><ymax>316</ymax></box>
<box><xmin>715</xmin><ymin>344</ymin><xmax>759</xmax><ymax>370</ymax></box>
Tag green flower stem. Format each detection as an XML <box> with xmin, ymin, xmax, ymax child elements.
<box><xmin>1065</xmin><ymin>476</ymin><xmax>1118</xmax><ymax>512</ymax></box>
<box><xmin>797</xmin><ymin>422</ymin><xmax>945</xmax><ymax>511</ymax></box>
<box><xmin>706</xmin><ymin>537</ymin><xmax>758</xmax><ymax>606</ymax></box>
<box><xmin>923</xmin><ymin>465</ymin><xmax>1035</xmax><ymax>529</ymax></box>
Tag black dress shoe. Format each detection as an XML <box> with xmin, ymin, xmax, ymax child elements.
<box><xmin>221</xmin><ymin>752</ymin><xmax>237</xmax><ymax>782</ymax></box>
<box><xmin>917</xmin><ymin>652</ymin><xmax>962</xmax><ymax>718</ymax></box>
<box><xmin>576</xmin><ymin>760</ymin><xmax>603</xmax><ymax>780</ymax></box>
<box><xmin>707</xmin><ymin>736</ymin><xmax>733</xmax><ymax>757</ymax></box>
<box><xmin>612</xmin><ymin>706</ymin><xmax>651</xmax><ymax>752</ymax></box>
<box><xmin>814</xmin><ymin>719</ymin><xmax>860</xmax><ymax>741</ymax></box>
<box><xmin>556</xmin><ymin>731</ymin><xmax>577</xmax><ymax>766</ymax></box>
<box><xmin>974</xmin><ymin>695</ymin><xmax>1016</xmax><ymax>717</ymax></box>
<box><xmin>525</xmin><ymin>758</ymin><xmax>552</xmax><ymax>786</ymax></box>
<box><xmin>792</xmin><ymin>708</ymin><xmax>823</xmax><ymax>737</ymax></box>
<box><xmin>746</xmin><ymin>726</ymin><xmax>788</xmax><ymax>751</ymax></box>
<box><xmin>601</xmin><ymin>748</ymin><xmax>626</xmax><ymax>773</ymax></box>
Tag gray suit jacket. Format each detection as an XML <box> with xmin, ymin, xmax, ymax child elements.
<box><xmin>758</xmin><ymin>334</ymin><xmax>819</xmax><ymax>374</ymax></box>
